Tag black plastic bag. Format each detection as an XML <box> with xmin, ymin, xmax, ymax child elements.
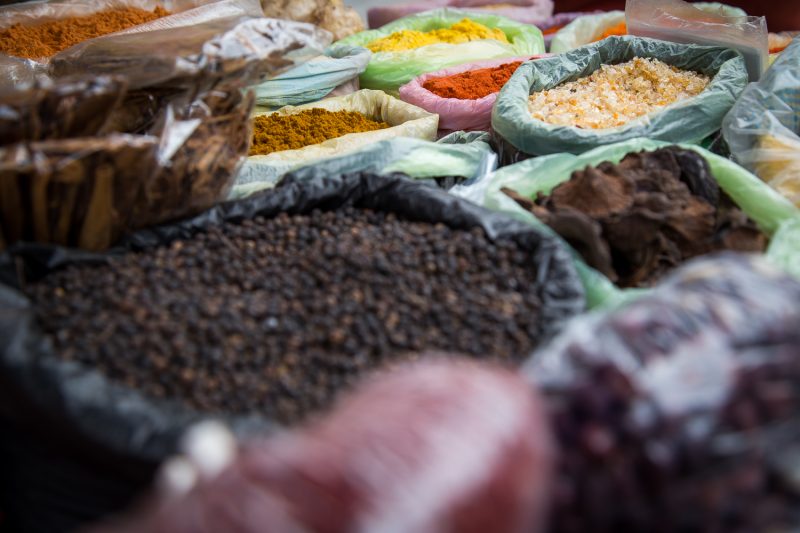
<box><xmin>0</xmin><ymin>172</ymin><xmax>585</xmax><ymax>533</ymax></box>
<box><xmin>525</xmin><ymin>253</ymin><xmax>800</xmax><ymax>533</ymax></box>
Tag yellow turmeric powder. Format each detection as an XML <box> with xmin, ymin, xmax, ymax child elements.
<box><xmin>250</xmin><ymin>108</ymin><xmax>390</xmax><ymax>156</ymax></box>
<box><xmin>0</xmin><ymin>6</ymin><xmax>171</xmax><ymax>60</ymax></box>
<box><xmin>367</xmin><ymin>19</ymin><xmax>508</xmax><ymax>53</ymax></box>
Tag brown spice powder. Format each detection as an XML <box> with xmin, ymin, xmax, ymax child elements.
<box><xmin>250</xmin><ymin>108</ymin><xmax>390</xmax><ymax>156</ymax></box>
<box><xmin>0</xmin><ymin>6</ymin><xmax>170</xmax><ymax>60</ymax></box>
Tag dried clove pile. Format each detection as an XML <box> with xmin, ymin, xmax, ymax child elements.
<box><xmin>28</xmin><ymin>208</ymin><xmax>547</xmax><ymax>425</ymax></box>
<box><xmin>503</xmin><ymin>146</ymin><xmax>767</xmax><ymax>287</ymax></box>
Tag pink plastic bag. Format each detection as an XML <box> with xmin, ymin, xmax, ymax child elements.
<box><xmin>399</xmin><ymin>56</ymin><xmax>544</xmax><ymax>132</ymax></box>
<box><xmin>368</xmin><ymin>0</ymin><xmax>553</xmax><ymax>29</ymax></box>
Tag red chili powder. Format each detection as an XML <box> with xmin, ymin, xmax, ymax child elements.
<box><xmin>422</xmin><ymin>61</ymin><xmax>524</xmax><ymax>100</ymax></box>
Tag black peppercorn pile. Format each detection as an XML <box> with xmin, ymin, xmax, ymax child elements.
<box><xmin>28</xmin><ymin>208</ymin><xmax>546</xmax><ymax>425</ymax></box>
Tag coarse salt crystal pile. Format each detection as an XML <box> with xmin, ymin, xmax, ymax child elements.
<box><xmin>528</xmin><ymin>57</ymin><xmax>711</xmax><ymax>129</ymax></box>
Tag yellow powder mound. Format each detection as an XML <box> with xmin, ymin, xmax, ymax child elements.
<box><xmin>367</xmin><ymin>19</ymin><xmax>508</xmax><ymax>53</ymax></box>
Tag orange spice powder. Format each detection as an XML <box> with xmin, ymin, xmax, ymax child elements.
<box><xmin>0</xmin><ymin>6</ymin><xmax>171</xmax><ymax>60</ymax></box>
<box><xmin>595</xmin><ymin>21</ymin><xmax>627</xmax><ymax>41</ymax></box>
<box><xmin>422</xmin><ymin>61</ymin><xmax>524</xmax><ymax>100</ymax></box>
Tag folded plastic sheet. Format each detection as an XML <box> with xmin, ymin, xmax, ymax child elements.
<box><xmin>252</xmin><ymin>44</ymin><xmax>370</xmax><ymax>108</ymax></box>
<box><xmin>238</xmin><ymin>89</ymin><xmax>439</xmax><ymax>191</ymax></box>
<box><xmin>333</xmin><ymin>8</ymin><xmax>545</xmax><ymax>95</ymax></box>
<box><xmin>452</xmin><ymin>137</ymin><xmax>800</xmax><ymax>308</ymax></box>
<box><xmin>492</xmin><ymin>36</ymin><xmax>747</xmax><ymax>157</ymax></box>
<box><xmin>231</xmin><ymin>131</ymin><xmax>495</xmax><ymax>199</ymax></box>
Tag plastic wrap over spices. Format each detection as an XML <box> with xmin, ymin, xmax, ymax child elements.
<box><xmin>0</xmin><ymin>0</ymin><xmax>266</xmax><ymax>88</ymax></box>
<box><xmin>525</xmin><ymin>253</ymin><xmax>800</xmax><ymax>533</ymax></box>
<box><xmin>367</xmin><ymin>0</ymin><xmax>553</xmax><ymax>29</ymax></box>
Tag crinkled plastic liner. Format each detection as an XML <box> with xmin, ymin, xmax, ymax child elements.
<box><xmin>538</xmin><ymin>11</ymin><xmax>599</xmax><ymax>48</ymax></box>
<box><xmin>237</xmin><ymin>89</ymin><xmax>439</xmax><ymax>193</ymax></box>
<box><xmin>0</xmin><ymin>0</ymin><xmax>265</xmax><ymax>88</ymax></box>
<box><xmin>50</xmin><ymin>16</ymin><xmax>330</xmax><ymax>93</ymax></box>
<box><xmin>451</xmin><ymin>137</ymin><xmax>800</xmax><ymax>308</ymax></box>
<box><xmin>399</xmin><ymin>55</ymin><xmax>544</xmax><ymax>132</ymax></box>
<box><xmin>492</xmin><ymin>36</ymin><xmax>748</xmax><ymax>157</ymax></box>
<box><xmin>367</xmin><ymin>0</ymin><xmax>553</xmax><ymax>29</ymax></box>
<box><xmin>549</xmin><ymin>3</ymin><xmax>746</xmax><ymax>53</ymax></box>
<box><xmin>252</xmin><ymin>44</ymin><xmax>371</xmax><ymax>109</ymax></box>
<box><xmin>626</xmin><ymin>0</ymin><xmax>767</xmax><ymax>80</ymax></box>
<box><xmin>333</xmin><ymin>8</ymin><xmax>545</xmax><ymax>96</ymax></box>
<box><xmin>231</xmin><ymin>131</ymin><xmax>495</xmax><ymax>199</ymax></box>
<box><xmin>723</xmin><ymin>39</ymin><xmax>800</xmax><ymax>210</ymax></box>
<box><xmin>524</xmin><ymin>253</ymin><xmax>800</xmax><ymax>532</ymax></box>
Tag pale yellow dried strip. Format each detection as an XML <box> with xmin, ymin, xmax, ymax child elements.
<box><xmin>528</xmin><ymin>57</ymin><xmax>710</xmax><ymax>129</ymax></box>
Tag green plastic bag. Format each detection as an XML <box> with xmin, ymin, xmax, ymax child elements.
<box><xmin>251</xmin><ymin>45</ymin><xmax>371</xmax><ymax>108</ymax></box>
<box><xmin>549</xmin><ymin>3</ymin><xmax>746</xmax><ymax>53</ymax></box>
<box><xmin>332</xmin><ymin>8</ymin><xmax>544</xmax><ymax>96</ymax></box>
<box><xmin>492</xmin><ymin>36</ymin><xmax>747</xmax><ymax>157</ymax></box>
<box><xmin>231</xmin><ymin>131</ymin><xmax>493</xmax><ymax>199</ymax></box>
<box><xmin>453</xmin><ymin>137</ymin><xmax>800</xmax><ymax>308</ymax></box>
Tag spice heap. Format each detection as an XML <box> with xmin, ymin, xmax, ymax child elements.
<box><xmin>595</xmin><ymin>20</ymin><xmax>627</xmax><ymax>41</ymax></box>
<box><xmin>29</xmin><ymin>208</ymin><xmax>548</xmax><ymax>424</ymax></box>
<box><xmin>367</xmin><ymin>19</ymin><xmax>508</xmax><ymax>53</ymax></box>
<box><xmin>503</xmin><ymin>146</ymin><xmax>767</xmax><ymax>287</ymax></box>
<box><xmin>423</xmin><ymin>61</ymin><xmax>523</xmax><ymax>100</ymax></box>
<box><xmin>528</xmin><ymin>57</ymin><xmax>710</xmax><ymax>129</ymax></box>
<box><xmin>0</xmin><ymin>6</ymin><xmax>170</xmax><ymax>60</ymax></box>
<box><xmin>250</xmin><ymin>108</ymin><xmax>389</xmax><ymax>156</ymax></box>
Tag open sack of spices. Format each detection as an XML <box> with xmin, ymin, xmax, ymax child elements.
<box><xmin>251</xmin><ymin>43</ymin><xmax>371</xmax><ymax>108</ymax></box>
<box><xmin>548</xmin><ymin>2</ymin><xmax>746</xmax><ymax>53</ymax></box>
<box><xmin>332</xmin><ymin>8</ymin><xmax>545</xmax><ymax>95</ymax></box>
<box><xmin>492</xmin><ymin>36</ymin><xmax>748</xmax><ymax>160</ymax></box>
<box><xmin>87</xmin><ymin>359</ymin><xmax>554</xmax><ymax>533</ymax></box>
<box><xmin>0</xmin><ymin>172</ymin><xmax>584</xmax><ymax>532</ymax></box>
<box><xmin>233</xmin><ymin>131</ymin><xmax>495</xmax><ymax>199</ymax></box>
<box><xmin>453</xmin><ymin>137</ymin><xmax>800</xmax><ymax>307</ymax></box>
<box><xmin>367</xmin><ymin>0</ymin><xmax>553</xmax><ymax>29</ymax></box>
<box><xmin>240</xmin><ymin>89</ymin><xmax>439</xmax><ymax>188</ymax></box>
<box><xmin>525</xmin><ymin>253</ymin><xmax>800</xmax><ymax>533</ymax></box>
<box><xmin>723</xmin><ymin>39</ymin><xmax>800</xmax><ymax>210</ymax></box>
<box><xmin>0</xmin><ymin>0</ymin><xmax>264</xmax><ymax>89</ymax></box>
<box><xmin>0</xmin><ymin>18</ymin><xmax>326</xmax><ymax>253</ymax></box>
<box><xmin>399</xmin><ymin>55</ymin><xmax>544</xmax><ymax>132</ymax></box>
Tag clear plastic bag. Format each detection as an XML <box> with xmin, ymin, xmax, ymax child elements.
<box><xmin>0</xmin><ymin>17</ymin><xmax>322</xmax><ymax>251</ymax></box>
<box><xmin>548</xmin><ymin>3</ymin><xmax>746</xmax><ymax>53</ymax></box>
<box><xmin>0</xmin><ymin>0</ymin><xmax>264</xmax><ymax>85</ymax></box>
<box><xmin>723</xmin><ymin>39</ymin><xmax>800</xmax><ymax>209</ymax></box>
<box><xmin>626</xmin><ymin>0</ymin><xmax>767</xmax><ymax>80</ymax></box>
<box><xmin>525</xmin><ymin>253</ymin><xmax>800</xmax><ymax>533</ymax></box>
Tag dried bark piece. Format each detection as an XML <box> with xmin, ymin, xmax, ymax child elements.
<box><xmin>505</xmin><ymin>147</ymin><xmax>768</xmax><ymax>288</ymax></box>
